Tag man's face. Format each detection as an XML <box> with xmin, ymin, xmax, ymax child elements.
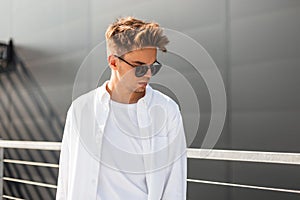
<box><xmin>116</xmin><ymin>47</ymin><xmax>157</xmax><ymax>93</ymax></box>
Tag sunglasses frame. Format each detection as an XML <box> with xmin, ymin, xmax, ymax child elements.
<box><xmin>114</xmin><ymin>55</ymin><xmax>162</xmax><ymax>77</ymax></box>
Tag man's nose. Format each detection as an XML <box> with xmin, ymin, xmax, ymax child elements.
<box><xmin>143</xmin><ymin>67</ymin><xmax>152</xmax><ymax>77</ymax></box>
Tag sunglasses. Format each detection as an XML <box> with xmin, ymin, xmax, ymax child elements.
<box><xmin>114</xmin><ymin>55</ymin><xmax>162</xmax><ymax>77</ymax></box>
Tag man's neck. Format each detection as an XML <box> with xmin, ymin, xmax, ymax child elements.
<box><xmin>106</xmin><ymin>81</ymin><xmax>145</xmax><ymax>104</ymax></box>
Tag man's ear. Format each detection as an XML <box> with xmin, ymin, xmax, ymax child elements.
<box><xmin>108</xmin><ymin>55</ymin><xmax>118</xmax><ymax>70</ymax></box>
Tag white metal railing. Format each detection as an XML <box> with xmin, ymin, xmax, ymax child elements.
<box><xmin>0</xmin><ymin>140</ymin><xmax>62</xmax><ymax>199</ymax></box>
<box><xmin>187</xmin><ymin>148</ymin><xmax>300</xmax><ymax>195</ymax></box>
<box><xmin>187</xmin><ymin>148</ymin><xmax>300</xmax><ymax>165</ymax></box>
<box><xmin>0</xmin><ymin>140</ymin><xmax>300</xmax><ymax>199</ymax></box>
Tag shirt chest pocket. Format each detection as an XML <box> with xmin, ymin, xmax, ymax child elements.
<box><xmin>152</xmin><ymin>131</ymin><xmax>169</xmax><ymax>152</ymax></box>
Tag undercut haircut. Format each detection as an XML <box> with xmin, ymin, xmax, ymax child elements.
<box><xmin>105</xmin><ymin>16</ymin><xmax>169</xmax><ymax>56</ymax></box>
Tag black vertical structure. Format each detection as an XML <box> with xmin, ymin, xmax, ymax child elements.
<box><xmin>0</xmin><ymin>39</ymin><xmax>64</xmax><ymax>199</ymax></box>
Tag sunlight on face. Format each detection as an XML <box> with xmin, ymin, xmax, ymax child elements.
<box><xmin>118</xmin><ymin>47</ymin><xmax>157</xmax><ymax>93</ymax></box>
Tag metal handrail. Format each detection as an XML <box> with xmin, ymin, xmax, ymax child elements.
<box><xmin>0</xmin><ymin>140</ymin><xmax>61</xmax><ymax>151</ymax></box>
<box><xmin>0</xmin><ymin>140</ymin><xmax>300</xmax><ymax>198</ymax></box>
<box><xmin>0</xmin><ymin>140</ymin><xmax>299</xmax><ymax>165</ymax></box>
<box><xmin>187</xmin><ymin>148</ymin><xmax>300</xmax><ymax>165</ymax></box>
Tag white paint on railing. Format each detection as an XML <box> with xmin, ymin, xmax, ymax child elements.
<box><xmin>3</xmin><ymin>159</ymin><xmax>59</xmax><ymax>168</ymax></box>
<box><xmin>187</xmin><ymin>148</ymin><xmax>300</xmax><ymax>165</ymax></box>
<box><xmin>187</xmin><ymin>179</ymin><xmax>300</xmax><ymax>194</ymax></box>
<box><xmin>3</xmin><ymin>177</ymin><xmax>57</xmax><ymax>189</ymax></box>
<box><xmin>0</xmin><ymin>141</ymin><xmax>61</xmax><ymax>151</ymax></box>
<box><xmin>3</xmin><ymin>195</ymin><xmax>25</xmax><ymax>200</ymax></box>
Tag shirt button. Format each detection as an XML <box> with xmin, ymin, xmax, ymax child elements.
<box><xmin>92</xmin><ymin>179</ymin><xmax>96</xmax><ymax>184</ymax></box>
<box><xmin>99</xmin><ymin>125</ymin><xmax>104</xmax><ymax>133</ymax></box>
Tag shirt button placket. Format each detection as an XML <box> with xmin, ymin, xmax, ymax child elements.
<box><xmin>95</xmin><ymin>133</ymin><xmax>102</xmax><ymax>144</ymax></box>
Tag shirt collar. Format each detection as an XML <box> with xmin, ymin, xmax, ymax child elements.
<box><xmin>98</xmin><ymin>81</ymin><xmax>110</xmax><ymax>104</ymax></box>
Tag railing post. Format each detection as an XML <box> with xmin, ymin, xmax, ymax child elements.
<box><xmin>0</xmin><ymin>143</ymin><xmax>3</xmax><ymax>197</ymax></box>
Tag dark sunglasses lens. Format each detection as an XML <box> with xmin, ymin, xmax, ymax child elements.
<box><xmin>150</xmin><ymin>64</ymin><xmax>162</xmax><ymax>76</ymax></box>
<box><xmin>135</xmin><ymin>63</ymin><xmax>162</xmax><ymax>77</ymax></box>
<box><xmin>135</xmin><ymin>66</ymin><xmax>148</xmax><ymax>77</ymax></box>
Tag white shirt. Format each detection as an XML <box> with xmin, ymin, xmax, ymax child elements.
<box><xmin>97</xmin><ymin>100</ymin><xmax>147</xmax><ymax>200</ymax></box>
<box><xmin>56</xmin><ymin>81</ymin><xmax>187</xmax><ymax>200</ymax></box>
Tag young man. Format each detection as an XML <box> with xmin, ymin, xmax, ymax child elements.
<box><xmin>56</xmin><ymin>17</ymin><xmax>187</xmax><ymax>200</ymax></box>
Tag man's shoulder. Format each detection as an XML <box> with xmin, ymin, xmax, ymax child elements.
<box><xmin>65</xmin><ymin>88</ymin><xmax>99</xmax><ymax>130</ymax></box>
<box><xmin>67</xmin><ymin>88</ymin><xmax>99</xmax><ymax>117</ymax></box>
<box><xmin>72</xmin><ymin>88</ymin><xmax>98</xmax><ymax>107</ymax></box>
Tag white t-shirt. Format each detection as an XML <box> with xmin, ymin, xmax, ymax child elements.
<box><xmin>97</xmin><ymin>100</ymin><xmax>148</xmax><ymax>200</ymax></box>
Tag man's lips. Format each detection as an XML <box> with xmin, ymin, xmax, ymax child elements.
<box><xmin>138</xmin><ymin>82</ymin><xmax>148</xmax><ymax>86</ymax></box>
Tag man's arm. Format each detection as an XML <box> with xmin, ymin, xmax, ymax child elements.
<box><xmin>162</xmin><ymin>109</ymin><xmax>187</xmax><ymax>200</ymax></box>
<box><xmin>56</xmin><ymin>107</ymin><xmax>72</xmax><ymax>200</ymax></box>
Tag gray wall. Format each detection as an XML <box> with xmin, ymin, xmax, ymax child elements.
<box><xmin>0</xmin><ymin>0</ymin><xmax>299</xmax><ymax>199</ymax></box>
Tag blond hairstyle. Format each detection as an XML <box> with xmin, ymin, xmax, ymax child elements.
<box><xmin>105</xmin><ymin>16</ymin><xmax>169</xmax><ymax>56</ymax></box>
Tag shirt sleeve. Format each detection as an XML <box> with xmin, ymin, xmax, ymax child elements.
<box><xmin>56</xmin><ymin>107</ymin><xmax>72</xmax><ymax>200</ymax></box>
<box><xmin>161</xmin><ymin>108</ymin><xmax>187</xmax><ymax>200</ymax></box>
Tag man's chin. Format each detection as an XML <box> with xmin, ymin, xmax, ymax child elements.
<box><xmin>134</xmin><ymin>88</ymin><xmax>146</xmax><ymax>93</ymax></box>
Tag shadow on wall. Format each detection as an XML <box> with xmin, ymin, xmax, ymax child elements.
<box><xmin>0</xmin><ymin>39</ymin><xmax>64</xmax><ymax>200</ymax></box>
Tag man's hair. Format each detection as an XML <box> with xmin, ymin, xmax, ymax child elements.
<box><xmin>105</xmin><ymin>16</ymin><xmax>169</xmax><ymax>56</ymax></box>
